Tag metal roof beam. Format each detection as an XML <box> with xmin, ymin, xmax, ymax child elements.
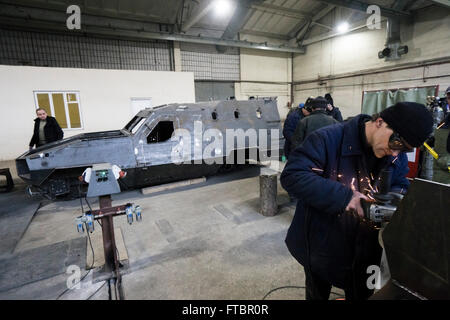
<box><xmin>429</xmin><ymin>0</ymin><xmax>450</xmax><ymax>8</ymax></box>
<box><xmin>318</xmin><ymin>0</ymin><xmax>411</xmax><ymax>19</ymax></box>
<box><xmin>0</xmin><ymin>0</ymin><xmax>174</xmax><ymax>24</ymax></box>
<box><xmin>301</xmin><ymin>17</ymin><xmax>387</xmax><ymax>46</ymax></box>
<box><xmin>181</xmin><ymin>0</ymin><xmax>214</xmax><ymax>33</ymax></box>
<box><xmin>391</xmin><ymin>0</ymin><xmax>414</xmax><ymax>10</ymax></box>
<box><xmin>0</xmin><ymin>3</ymin><xmax>167</xmax><ymax>32</ymax></box>
<box><xmin>251</xmin><ymin>3</ymin><xmax>309</xmax><ymax>19</ymax></box>
<box><xmin>289</xmin><ymin>4</ymin><xmax>336</xmax><ymax>41</ymax></box>
<box><xmin>313</xmin><ymin>22</ymin><xmax>334</xmax><ymax>30</ymax></box>
<box><xmin>0</xmin><ymin>15</ymin><xmax>305</xmax><ymax>53</ymax></box>
<box><xmin>221</xmin><ymin>0</ymin><xmax>263</xmax><ymax>40</ymax></box>
<box><xmin>239</xmin><ymin>29</ymin><xmax>289</xmax><ymax>40</ymax></box>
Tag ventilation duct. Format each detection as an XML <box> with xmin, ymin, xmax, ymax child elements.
<box><xmin>378</xmin><ymin>18</ymin><xmax>408</xmax><ymax>61</ymax></box>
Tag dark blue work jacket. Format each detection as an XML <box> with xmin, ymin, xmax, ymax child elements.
<box><xmin>283</xmin><ymin>108</ymin><xmax>305</xmax><ymax>158</ymax></box>
<box><xmin>280</xmin><ymin>115</ymin><xmax>409</xmax><ymax>287</ymax></box>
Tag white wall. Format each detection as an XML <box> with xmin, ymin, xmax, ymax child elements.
<box><xmin>235</xmin><ymin>82</ymin><xmax>291</xmax><ymax>121</ymax></box>
<box><xmin>236</xmin><ymin>43</ymin><xmax>292</xmax><ymax>121</ymax></box>
<box><xmin>293</xmin><ymin>6</ymin><xmax>450</xmax><ymax>118</ymax></box>
<box><xmin>0</xmin><ymin>65</ymin><xmax>195</xmax><ymax>161</ymax></box>
<box><xmin>293</xmin><ymin>62</ymin><xmax>450</xmax><ymax>119</ymax></box>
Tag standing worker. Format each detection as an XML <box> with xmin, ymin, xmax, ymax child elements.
<box><xmin>281</xmin><ymin>102</ymin><xmax>432</xmax><ymax>300</ymax></box>
<box><xmin>29</xmin><ymin>108</ymin><xmax>64</xmax><ymax>150</ymax></box>
<box><xmin>442</xmin><ymin>87</ymin><xmax>450</xmax><ymax>126</ymax></box>
<box><xmin>290</xmin><ymin>96</ymin><xmax>338</xmax><ymax>150</ymax></box>
<box><xmin>283</xmin><ymin>99</ymin><xmax>312</xmax><ymax>159</ymax></box>
<box><xmin>325</xmin><ymin>93</ymin><xmax>343</xmax><ymax>122</ymax></box>
<box><xmin>442</xmin><ymin>87</ymin><xmax>450</xmax><ymax>151</ymax></box>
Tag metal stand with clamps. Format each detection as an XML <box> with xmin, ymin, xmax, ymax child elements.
<box><xmin>75</xmin><ymin>163</ymin><xmax>142</xmax><ymax>300</ymax></box>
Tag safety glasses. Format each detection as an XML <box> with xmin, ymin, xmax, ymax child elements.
<box><xmin>389</xmin><ymin>132</ymin><xmax>413</xmax><ymax>152</ymax></box>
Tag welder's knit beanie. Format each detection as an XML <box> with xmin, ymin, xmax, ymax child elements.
<box><xmin>380</xmin><ymin>102</ymin><xmax>433</xmax><ymax>147</ymax></box>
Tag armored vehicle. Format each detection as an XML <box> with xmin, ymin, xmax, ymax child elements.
<box><xmin>16</xmin><ymin>98</ymin><xmax>283</xmax><ymax>199</ymax></box>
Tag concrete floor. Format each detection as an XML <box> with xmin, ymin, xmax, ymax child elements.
<box><xmin>0</xmin><ymin>164</ymin><xmax>345</xmax><ymax>300</ymax></box>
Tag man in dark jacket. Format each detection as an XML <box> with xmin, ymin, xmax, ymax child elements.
<box><xmin>447</xmin><ymin>129</ymin><xmax>450</xmax><ymax>154</ymax></box>
<box><xmin>291</xmin><ymin>96</ymin><xmax>338</xmax><ymax>150</ymax></box>
<box><xmin>29</xmin><ymin>108</ymin><xmax>64</xmax><ymax>149</ymax></box>
<box><xmin>325</xmin><ymin>93</ymin><xmax>343</xmax><ymax>122</ymax></box>
<box><xmin>441</xmin><ymin>87</ymin><xmax>450</xmax><ymax>129</ymax></box>
<box><xmin>280</xmin><ymin>102</ymin><xmax>433</xmax><ymax>300</ymax></box>
<box><xmin>283</xmin><ymin>100</ymin><xmax>311</xmax><ymax>159</ymax></box>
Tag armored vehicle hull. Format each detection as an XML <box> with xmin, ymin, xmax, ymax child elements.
<box><xmin>16</xmin><ymin>98</ymin><xmax>283</xmax><ymax>199</ymax></box>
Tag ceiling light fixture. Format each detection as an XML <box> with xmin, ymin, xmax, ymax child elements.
<box><xmin>336</xmin><ymin>22</ymin><xmax>350</xmax><ymax>34</ymax></box>
<box><xmin>214</xmin><ymin>0</ymin><xmax>232</xmax><ymax>17</ymax></box>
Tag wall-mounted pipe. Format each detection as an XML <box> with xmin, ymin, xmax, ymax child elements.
<box><xmin>293</xmin><ymin>56</ymin><xmax>450</xmax><ymax>86</ymax></box>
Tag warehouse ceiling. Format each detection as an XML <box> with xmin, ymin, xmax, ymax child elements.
<box><xmin>0</xmin><ymin>0</ymin><xmax>446</xmax><ymax>53</ymax></box>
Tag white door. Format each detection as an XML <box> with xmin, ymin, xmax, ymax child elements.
<box><xmin>130</xmin><ymin>98</ymin><xmax>152</xmax><ymax>117</ymax></box>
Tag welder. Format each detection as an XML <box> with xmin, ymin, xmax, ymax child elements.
<box><xmin>281</xmin><ymin>102</ymin><xmax>433</xmax><ymax>300</ymax></box>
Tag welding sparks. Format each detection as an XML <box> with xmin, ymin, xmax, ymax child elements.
<box><xmin>392</xmin><ymin>156</ymin><xmax>398</xmax><ymax>164</ymax></box>
<box><xmin>367</xmin><ymin>193</ymin><xmax>375</xmax><ymax>201</ymax></box>
<box><xmin>351</xmin><ymin>178</ymin><xmax>356</xmax><ymax>191</ymax></box>
<box><xmin>311</xmin><ymin>168</ymin><xmax>324</xmax><ymax>173</ymax></box>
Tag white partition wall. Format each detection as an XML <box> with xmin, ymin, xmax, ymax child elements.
<box><xmin>0</xmin><ymin>65</ymin><xmax>195</xmax><ymax>161</ymax></box>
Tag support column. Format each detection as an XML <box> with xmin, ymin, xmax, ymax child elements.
<box><xmin>173</xmin><ymin>41</ymin><xmax>182</xmax><ymax>72</ymax></box>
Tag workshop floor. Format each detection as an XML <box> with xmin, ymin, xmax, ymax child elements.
<box><xmin>0</xmin><ymin>165</ymin><xmax>345</xmax><ymax>300</ymax></box>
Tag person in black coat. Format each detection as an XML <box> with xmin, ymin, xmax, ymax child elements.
<box><xmin>290</xmin><ymin>96</ymin><xmax>338</xmax><ymax>150</ymax></box>
<box><xmin>29</xmin><ymin>108</ymin><xmax>64</xmax><ymax>149</ymax></box>
<box><xmin>441</xmin><ymin>87</ymin><xmax>450</xmax><ymax>129</ymax></box>
<box><xmin>447</xmin><ymin>130</ymin><xmax>450</xmax><ymax>154</ymax></box>
<box><xmin>440</xmin><ymin>87</ymin><xmax>450</xmax><ymax>153</ymax></box>
<box><xmin>324</xmin><ymin>93</ymin><xmax>343</xmax><ymax>122</ymax></box>
<box><xmin>281</xmin><ymin>102</ymin><xmax>433</xmax><ymax>300</ymax></box>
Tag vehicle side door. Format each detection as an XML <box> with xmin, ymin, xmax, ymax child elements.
<box><xmin>134</xmin><ymin>114</ymin><xmax>181</xmax><ymax>167</ymax></box>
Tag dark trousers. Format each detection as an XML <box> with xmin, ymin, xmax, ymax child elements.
<box><xmin>303</xmin><ymin>213</ymin><xmax>382</xmax><ymax>300</ymax></box>
<box><xmin>304</xmin><ymin>265</ymin><xmax>375</xmax><ymax>300</ymax></box>
<box><xmin>304</xmin><ymin>267</ymin><xmax>332</xmax><ymax>300</ymax></box>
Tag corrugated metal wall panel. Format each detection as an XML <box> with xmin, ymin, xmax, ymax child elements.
<box><xmin>180</xmin><ymin>42</ymin><xmax>240</xmax><ymax>81</ymax></box>
<box><xmin>195</xmin><ymin>81</ymin><xmax>235</xmax><ymax>102</ymax></box>
<box><xmin>0</xmin><ymin>28</ymin><xmax>173</xmax><ymax>71</ymax></box>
